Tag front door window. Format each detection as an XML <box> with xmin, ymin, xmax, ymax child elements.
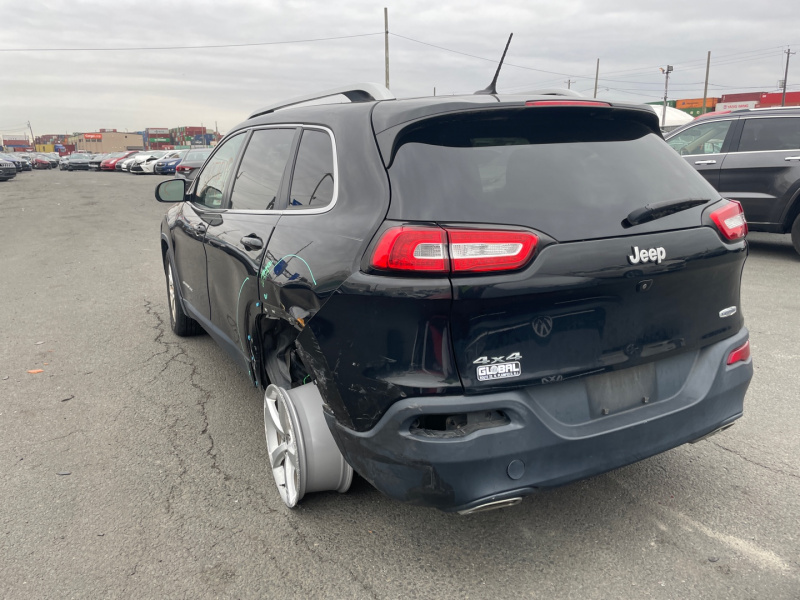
<box><xmin>194</xmin><ymin>133</ymin><xmax>246</xmax><ymax>208</ymax></box>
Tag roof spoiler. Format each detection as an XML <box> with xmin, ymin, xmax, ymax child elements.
<box><xmin>515</xmin><ymin>88</ymin><xmax>584</xmax><ymax>98</ymax></box>
<box><xmin>248</xmin><ymin>82</ymin><xmax>395</xmax><ymax>119</ymax></box>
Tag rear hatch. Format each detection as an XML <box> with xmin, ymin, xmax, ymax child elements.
<box><xmin>375</xmin><ymin>102</ymin><xmax>747</xmax><ymax>394</ymax></box>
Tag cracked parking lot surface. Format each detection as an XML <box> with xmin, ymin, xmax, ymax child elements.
<box><xmin>1</xmin><ymin>170</ymin><xmax>799</xmax><ymax>598</ymax></box>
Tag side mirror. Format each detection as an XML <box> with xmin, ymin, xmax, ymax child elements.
<box><xmin>155</xmin><ymin>178</ymin><xmax>187</xmax><ymax>203</ymax></box>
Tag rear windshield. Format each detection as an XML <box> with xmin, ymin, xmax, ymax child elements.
<box><xmin>386</xmin><ymin>109</ymin><xmax>718</xmax><ymax>241</ymax></box>
<box><xmin>185</xmin><ymin>150</ymin><xmax>212</xmax><ymax>162</ymax></box>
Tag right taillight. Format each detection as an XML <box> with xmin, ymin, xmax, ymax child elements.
<box><xmin>727</xmin><ymin>340</ymin><xmax>750</xmax><ymax>365</ymax></box>
<box><xmin>369</xmin><ymin>226</ymin><xmax>538</xmax><ymax>274</ymax></box>
<box><xmin>710</xmin><ymin>200</ymin><xmax>748</xmax><ymax>241</ymax></box>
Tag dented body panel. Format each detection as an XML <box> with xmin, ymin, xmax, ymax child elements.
<box><xmin>159</xmin><ymin>94</ymin><xmax>753</xmax><ymax>512</ymax></box>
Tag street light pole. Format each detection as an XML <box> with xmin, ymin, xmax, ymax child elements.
<box><xmin>660</xmin><ymin>65</ymin><xmax>673</xmax><ymax>128</ymax></box>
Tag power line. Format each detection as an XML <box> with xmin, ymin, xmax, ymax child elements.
<box><xmin>0</xmin><ymin>32</ymin><xmax>383</xmax><ymax>52</ymax></box>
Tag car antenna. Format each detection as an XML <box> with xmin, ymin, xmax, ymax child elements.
<box><xmin>474</xmin><ymin>33</ymin><xmax>513</xmax><ymax>95</ymax></box>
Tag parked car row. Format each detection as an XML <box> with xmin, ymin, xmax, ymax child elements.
<box><xmin>97</xmin><ymin>149</ymin><xmax>197</xmax><ymax>176</ymax></box>
<box><xmin>0</xmin><ymin>152</ymin><xmax>33</xmax><ymax>172</ymax></box>
<box><xmin>0</xmin><ymin>158</ymin><xmax>17</xmax><ymax>181</ymax></box>
<box><xmin>0</xmin><ymin>148</ymin><xmax>211</xmax><ymax>178</ymax></box>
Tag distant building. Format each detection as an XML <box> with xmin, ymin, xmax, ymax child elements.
<box><xmin>1</xmin><ymin>134</ymin><xmax>31</xmax><ymax>151</ymax></box>
<box><xmin>67</xmin><ymin>131</ymin><xmax>144</xmax><ymax>152</ymax></box>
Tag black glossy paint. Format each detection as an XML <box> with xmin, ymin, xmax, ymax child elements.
<box><xmin>159</xmin><ymin>94</ymin><xmax>753</xmax><ymax>510</ymax></box>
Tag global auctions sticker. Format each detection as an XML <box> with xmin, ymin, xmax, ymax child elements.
<box><xmin>477</xmin><ymin>362</ymin><xmax>521</xmax><ymax>382</ymax></box>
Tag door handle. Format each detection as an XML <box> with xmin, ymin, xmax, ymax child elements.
<box><xmin>240</xmin><ymin>235</ymin><xmax>263</xmax><ymax>250</ymax></box>
<box><xmin>694</xmin><ymin>160</ymin><xmax>717</xmax><ymax>165</ymax></box>
<box><xmin>195</xmin><ymin>223</ymin><xmax>207</xmax><ymax>234</ymax></box>
<box><xmin>784</xmin><ymin>156</ymin><xmax>800</xmax><ymax>161</ymax></box>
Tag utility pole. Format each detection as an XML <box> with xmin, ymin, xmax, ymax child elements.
<box><xmin>660</xmin><ymin>65</ymin><xmax>673</xmax><ymax>128</ymax></box>
<box><xmin>782</xmin><ymin>48</ymin><xmax>795</xmax><ymax>107</ymax></box>
<box><xmin>27</xmin><ymin>121</ymin><xmax>34</xmax><ymax>146</ymax></box>
<box><xmin>593</xmin><ymin>59</ymin><xmax>600</xmax><ymax>98</ymax></box>
<box><xmin>565</xmin><ymin>79</ymin><xmax>574</xmax><ymax>90</ymax></box>
<box><xmin>701</xmin><ymin>51</ymin><xmax>711</xmax><ymax>115</ymax></box>
<box><xmin>384</xmin><ymin>7</ymin><xmax>390</xmax><ymax>90</ymax></box>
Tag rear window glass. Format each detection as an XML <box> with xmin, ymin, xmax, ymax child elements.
<box><xmin>387</xmin><ymin>110</ymin><xmax>718</xmax><ymax>241</ymax></box>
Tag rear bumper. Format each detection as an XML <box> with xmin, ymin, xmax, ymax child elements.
<box><xmin>327</xmin><ymin>328</ymin><xmax>752</xmax><ymax>512</ymax></box>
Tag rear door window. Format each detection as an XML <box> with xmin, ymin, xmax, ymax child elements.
<box><xmin>286</xmin><ymin>129</ymin><xmax>335</xmax><ymax>210</ymax></box>
<box><xmin>230</xmin><ymin>128</ymin><xmax>296</xmax><ymax>211</ymax></box>
<box><xmin>737</xmin><ymin>117</ymin><xmax>800</xmax><ymax>152</ymax></box>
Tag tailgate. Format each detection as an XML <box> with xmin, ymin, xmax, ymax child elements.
<box><xmin>449</xmin><ymin>227</ymin><xmax>746</xmax><ymax>393</ymax></box>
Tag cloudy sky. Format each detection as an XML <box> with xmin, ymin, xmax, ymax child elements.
<box><xmin>1</xmin><ymin>0</ymin><xmax>798</xmax><ymax>137</ymax></box>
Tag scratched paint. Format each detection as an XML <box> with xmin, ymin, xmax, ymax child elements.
<box><xmin>236</xmin><ymin>277</ymin><xmax>250</xmax><ymax>352</ymax></box>
<box><xmin>259</xmin><ymin>255</ymin><xmax>317</xmax><ymax>286</ymax></box>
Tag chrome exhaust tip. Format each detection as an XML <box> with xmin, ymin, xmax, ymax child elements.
<box><xmin>457</xmin><ymin>497</ymin><xmax>523</xmax><ymax>516</ymax></box>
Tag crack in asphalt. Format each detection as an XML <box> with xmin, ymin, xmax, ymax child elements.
<box><xmin>141</xmin><ymin>300</ymin><xmax>377</xmax><ymax>596</ymax></box>
<box><xmin>285</xmin><ymin>517</ymin><xmax>381</xmax><ymax>600</ymax></box>
<box><xmin>22</xmin><ymin>430</ymin><xmax>80</xmax><ymax>448</ymax></box>
<box><xmin>143</xmin><ymin>300</ymin><xmax>231</xmax><ymax>515</ymax></box>
<box><xmin>710</xmin><ymin>440</ymin><xmax>800</xmax><ymax>480</ymax></box>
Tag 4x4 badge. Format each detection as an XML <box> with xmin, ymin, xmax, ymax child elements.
<box><xmin>532</xmin><ymin>316</ymin><xmax>553</xmax><ymax>338</ymax></box>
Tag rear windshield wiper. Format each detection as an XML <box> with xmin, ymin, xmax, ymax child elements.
<box><xmin>623</xmin><ymin>198</ymin><xmax>710</xmax><ymax>228</ymax></box>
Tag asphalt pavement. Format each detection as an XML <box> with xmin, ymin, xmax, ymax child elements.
<box><xmin>1</xmin><ymin>169</ymin><xmax>798</xmax><ymax>599</ymax></box>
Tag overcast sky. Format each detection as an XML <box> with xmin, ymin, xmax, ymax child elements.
<box><xmin>1</xmin><ymin>0</ymin><xmax>798</xmax><ymax>137</ymax></box>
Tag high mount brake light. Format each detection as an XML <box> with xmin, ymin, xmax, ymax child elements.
<box><xmin>727</xmin><ymin>340</ymin><xmax>750</xmax><ymax>365</ymax></box>
<box><xmin>710</xmin><ymin>200</ymin><xmax>748</xmax><ymax>242</ymax></box>
<box><xmin>369</xmin><ymin>226</ymin><xmax>538</xmax><ymax>274</ymax></box>
<box><xmin>525</xmin><ymin>100</ymin><xmax>611</xmax><ymax>107</ymax></box>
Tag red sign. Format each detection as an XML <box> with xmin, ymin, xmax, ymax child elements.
<box><xmin>84</xmin><ymin>133</ymin><xmax>103</xmax><ymax>140</ymax></box>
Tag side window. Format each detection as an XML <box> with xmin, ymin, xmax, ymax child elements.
<box><xmin>194</xmin><ymin>133</ymin><xmax>246</xmax><ymax>208</ymax></box>
<box><xmin>667</xmin><ymin>120</ymin><xmax>733</xmax><ymax>156</ymax></box>
<box><xmin>737</xmin><ymin>118</ymin><xmax>800</xmax><ymax>152</ymax></box>
<box><xmin>287</xmin><ymin>129</ymin><xmax>335</xmax><ymax>210</ymax></box>
<box><xmin>230</xmin><ymin>128</ymin><xmax>296</xmax><ymax>210</ymax></box>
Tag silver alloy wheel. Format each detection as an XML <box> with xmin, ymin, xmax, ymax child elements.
<box><xmin>264</xmin><ymin>385</ymin><xmax>307</xmax><ymax>507</ymax></box>
<box><xmin>263</xmin><ymin>383</ymin><xmax>353</xmax><ymax>508</ymax></box>
<box><xmin>167</xmin><ymin>262</ymin><xmax>177</xmax><ymax>323</ymax></box>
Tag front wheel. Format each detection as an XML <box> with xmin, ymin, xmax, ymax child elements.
<box><xmin>164</xmin><ymin>253</ymin><xmax>202</xmax><ymax>336</ymax></box>
<box><xmin>791</xmin><ymin>213</ymin><xmax>800</xmax><ymax>256</ymax></box>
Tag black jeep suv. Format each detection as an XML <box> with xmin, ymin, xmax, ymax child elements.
<box><xmin>156</xmin><ymin>84</ymin><xmax>753</xmax><ymax>514</ymax></box>
<box><xmin>665</xmin><ymin>107</ymin><xmax>800</xmax><ymax>255</ymax></box>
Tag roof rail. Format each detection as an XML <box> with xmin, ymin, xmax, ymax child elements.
<box><xmin>248</xmin><ymin>82</ymin><xmax>395</xmax><ymax>119</ymax></box>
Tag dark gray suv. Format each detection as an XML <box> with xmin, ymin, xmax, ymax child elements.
<box><xmin>665</xmin><ymin>107</ymin><xmax>800</xmax><ymax>255</ymax></box>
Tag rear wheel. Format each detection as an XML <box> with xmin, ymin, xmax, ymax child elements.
<box><xmin>791</xmin><ymin>213</ymin><xmax>800</xmax><ymax>256</ymax></box>
<box><xmin>164</xmin><ymin>253</ymin><xmax>202</xmax><ymax>336</ymax></box>
<box><xmin>263</xmin><ymin>384</ymin><xmax>353</xmax><ymax>508</ymax></box>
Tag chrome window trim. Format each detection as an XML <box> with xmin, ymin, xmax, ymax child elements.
<box><xmin>215</xmin><ymin>123</ymin><xmax>339</xmax><ymax>216</ymax></box>
<box><xmin>726</xmin><ymin>149</ymin><xmax>800</xmax><ymax>155</ymax></box>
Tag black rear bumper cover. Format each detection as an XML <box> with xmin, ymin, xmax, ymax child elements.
<box><xmin>326</xmin><ymin>327</ymin><xmax>752</xmax><ymax>512</ymax></box>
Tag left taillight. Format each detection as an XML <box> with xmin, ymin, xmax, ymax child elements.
<box><xmin>710</xmin><ymin>200</ymin><xmax>748</xmax><ymax>242</ymax></box>
<box><xmin>369</xmin><ymin>226</ymin><xmax>538</xmax><ymax>274</ymax></box>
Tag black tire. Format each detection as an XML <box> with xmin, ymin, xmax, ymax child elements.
<box><xmin>164</xmin><ymin>252</ymin><xmax>202</xmax><ymax>336</ymax></box>
<box><xmin>791</xmin><ymin>213</ymin><xmax>800</xmax><ymax>256</ymax></box>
